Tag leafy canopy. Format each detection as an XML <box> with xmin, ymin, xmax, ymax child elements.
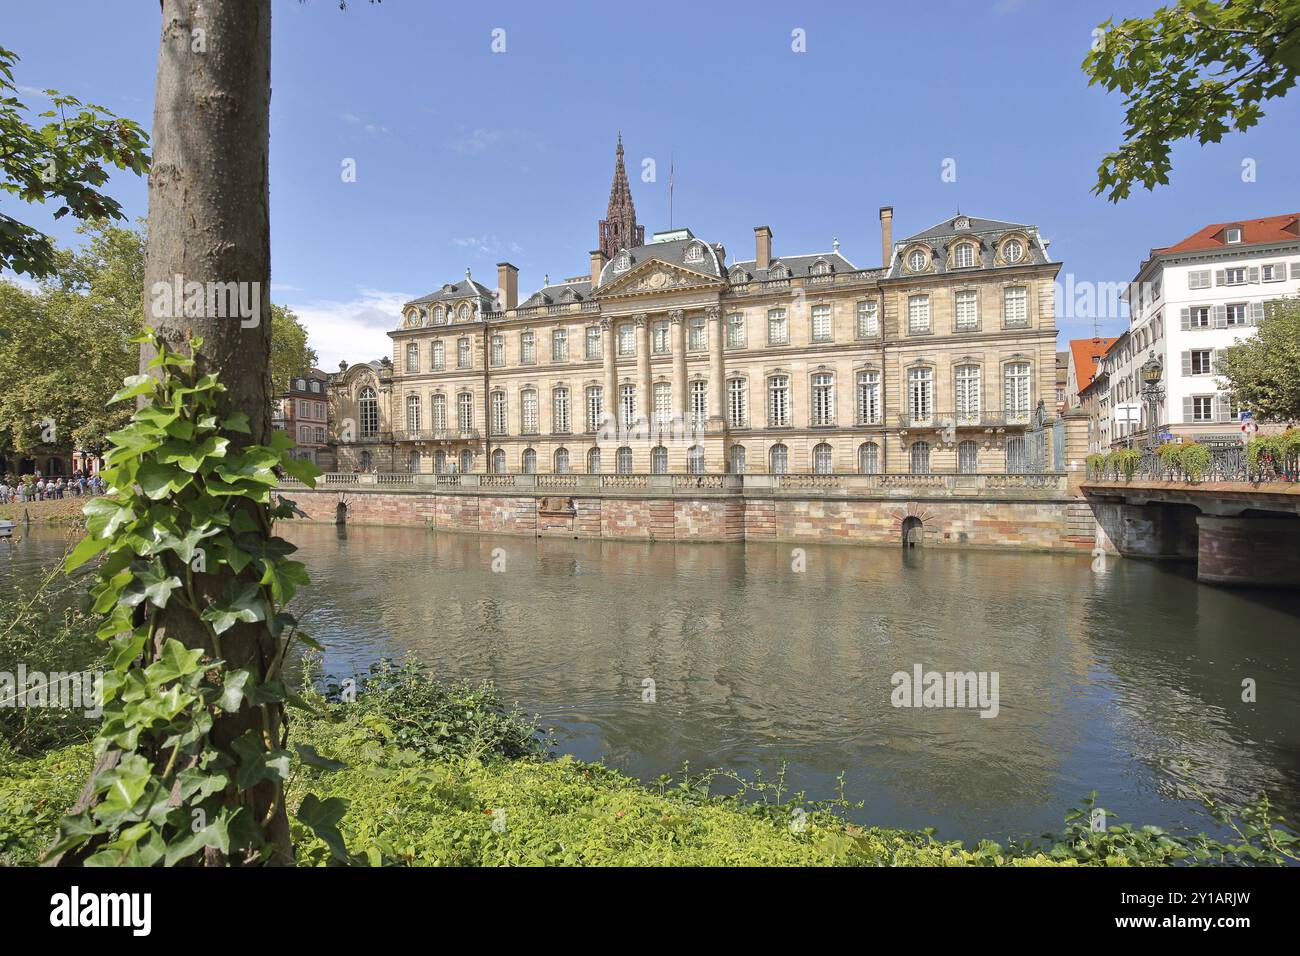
<box><xmin>1083</xmin><ymin>0</ymin><xmax>1300</xmax><ymax>201</ymax></box>
<box><xmin>0</xmin><ymin>45</ymin><xmax>149</xmax><ymax>278</ymax></box>
<box><xmin>1217</xmin><ymin>297</ymin><xmax>1300</xmax><ymax>422</ymax></box>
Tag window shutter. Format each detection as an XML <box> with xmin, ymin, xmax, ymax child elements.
<box><xmin>1248</xmin><ymin>266</ymin><xmax>1260</xmax><ymax>283</ymax></box>
<box><xmin>1181</xmin><ymin>351</ymin><xmax>1192</xmax><ymax>376</ymax></box>
<box><xmin>1215</xmin><ymin>394</ymin><xmax>1229</xmax><ymax>423</ymax></box>
<box><xmin>1214</xmin><ymin>269</ymin><xmax>1226</xmax><ymax>286</ymax></box>
<box><xmin>1213</xmin><ymin>305</ymin><xmax>1227</xmax><ymax>328</ymax></box>
<box><xmin>1292</xmin><ymin>262</ymin><xmax>1300</xmax><ymax>279</ymax></box>
<box><xmin>1251</xmin><ymin>301</ymin><xmax>1265</xmax><ymax>325</ymax></box>
<box><xmin>1182</xmin><ymin>396</ymin><xmax>1194</xmax><ymax>423</ymax></box>
<box><xmin>1180</xmin><ymin>307</ymin><xmax>1191</xmax><ymax>330</ymax></box>
<box><xmin>1275</xmin><ymin>261</ymin><xmax>1288</xmax><ymax>279</ymax></box>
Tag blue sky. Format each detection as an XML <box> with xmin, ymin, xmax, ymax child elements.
<box><xmin>5</xmin><ymin>0</ymin><xmax>1299</xmax><ymax>368</ymax></box>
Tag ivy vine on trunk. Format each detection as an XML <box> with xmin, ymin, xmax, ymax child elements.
<box><xmin>47</xmin><ymin>330</ymin><xmax>347</xmax><ymax>866</ymax></box>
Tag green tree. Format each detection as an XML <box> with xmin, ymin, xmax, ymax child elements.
<box><xmin>1217</xmin><ymin>298</ymin><xmax>1300</xmax><ymax>422</ymax></box>
<box><xmin>1084</xmin><ymin>0</ymin><xmax>1300</xmax><ymax>202</ymax></box>
<box><xmin>270</xmin><ymin>304</ymin><xmax>318</xmax><ymax>396</ymax></box>
<box><xmin>0</xmin><ymin>46</ymin><xmax>149</xmax><ymax>278</ymax></box>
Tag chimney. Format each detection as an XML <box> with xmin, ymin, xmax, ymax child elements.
<box><xmin>879</xmin><ymin>206</ymin><xmax>893</xmax><ymax>267</ymax></box>
<box><xmin>754</xmin><ymin>226</ymin><xmax>772</xmax><ymax>271</ymax></box>
<box><xmin>496</xmin><ymin>262</ymin><xmax>518</xmax><ymax>311</ymax></box>
<box><xmin>590</xmin><ymin>249</ymin><xmax>607</xmax><ymax>288</ymax></box>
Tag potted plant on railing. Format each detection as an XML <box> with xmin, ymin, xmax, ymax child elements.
<box><xmin>1111</xmin><ymin>448</ymin><xmax>1142</xmax><ymax>481</ymax></box>
<box><xmin>1247</xmin><ymin>428</ymin><xmax>1300</xmax><ymax>482</ymax></box>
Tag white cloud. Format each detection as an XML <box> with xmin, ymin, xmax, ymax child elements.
<box><xmin>450</xmin><ymin>235</ymin><xmax>523</xmax><ymax>257</ymax></box>
<box><xmin>445</xmin><ymin>127</ymin><xmax>542</xmax><ymax>155</ymax></box>
<box><xmin>285</xmin><ymin>286</ymin><xmax>409</xmax><ymax>370</ymax></box>
<box><xmin>340</xmin><ymin>111</ymin><xmax>390</xmax><ymax>136</ymax></box>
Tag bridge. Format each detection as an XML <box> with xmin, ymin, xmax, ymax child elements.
<box><xmin>1082</xmin><ymin>445</ymin><xmax>1300</xmax><ymax>587</ymax></box>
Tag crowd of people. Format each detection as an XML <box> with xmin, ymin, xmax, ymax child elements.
<box><xmin>0</xmin><ymin>472</ymin><xmax>105</xmax><ymax>504</ymax></box>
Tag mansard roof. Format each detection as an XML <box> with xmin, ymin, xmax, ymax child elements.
<box><xmin>729</xmin><ymin>251</ymin><xmax>858</xmax><ymax>282</ymax></box>
<box><xmin>404</xmin><ymin>277</ymin><xmax>496</xmax><ymax>308</ymax></box>
<box><xmin>887</xmin><ymin>213</ymin><xmax>1050</xmax><ymax>278</ymax></box>
<box><xmin>520</xmin><ymin>278</ymin><xmax>593</xmax><ymax>308</ymax></box>
<box><xmin>596</xmin><ymin>230</ymin><xmax>726</xmax><ymax>288</ymax></box>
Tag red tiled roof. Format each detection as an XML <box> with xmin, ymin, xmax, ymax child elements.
<box><xmin>1069</xmin><ymin>337</ymin><xmax>1117</xmax><ymax>394</ymax></box>
<box><xmin>1155</xmin><ymin>213</ymin><xmax>1300</xmax><ymax>254</ymax></box>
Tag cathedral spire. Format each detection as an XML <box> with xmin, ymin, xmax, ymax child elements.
<box><xmin>598</xmin><ymin>134</ymin><xmax>644</xmax><ymax>259</ymax></box>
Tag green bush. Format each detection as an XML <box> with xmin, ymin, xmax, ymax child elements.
<box><xmin>1110</xmin><ymin>448</ymin><xmax>1142</xmax><ymax>480</ymax></box>
<box><xmin>1176</xmin><ymin>442</ymin><xmax>1211</xmax><ymax>481</ymax></box>
<box><xmin>1085</xmin><ymin>454</ymin><xmax>1105</xmax><ymax>480</ymax></box>
<box><xmin>1246</xmin><ymin>428</ymin><xmax>1300</xmax><ymax>479</ymax></box>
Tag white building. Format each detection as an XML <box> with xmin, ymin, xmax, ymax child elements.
<box><xmin>1112</xmin><ymin>213</ymin><xmax>1300</xmax><ymax>443</ymax></box>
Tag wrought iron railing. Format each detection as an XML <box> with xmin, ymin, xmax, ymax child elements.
<box><xmin>1088</xmin><ymin>444</ymin><xmax>1298</xmax><ymax>483</ymax></box>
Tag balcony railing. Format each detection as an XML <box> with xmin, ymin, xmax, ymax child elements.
<box><xmin>896</xmin><ymin>410</ymin><xmax>1031</xmax><ymax>429</ymax></box>
<box><xmin>1088</xmin><ymin>444</ymin><xmax>1298</xmax><ymax>484</ymax></box>
<box><xmin>391</xmin><ymin>428</ymin><xmax>480</xmax><ymax>442</ymax></box>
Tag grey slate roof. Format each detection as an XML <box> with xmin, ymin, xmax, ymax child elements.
<box><xmin>596</xmin><ymin>230</ymin><xmax>727</xmax><ymax>288</ymax></box>
<box><xmin>520</xmin><ymin>278</ymin><xmax>592</xmax><ymax>309</ymax></box>
<box><xmin>728</xmin><ymin>251</ymin><xmax>858</xmax><ymax>284</ymax></box>
<box><xmin>405</xmin><ymin>277</ymin><xmax>496</xmax><ymax>308</ymax></box>
<box><xmin>886</xmin><ymin>214</ymin><xmax>1051</xmax><ymax>279</ymax></box>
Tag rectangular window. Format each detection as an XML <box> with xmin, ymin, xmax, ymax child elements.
<box><xmin>1189</xmin><ymin>306</ymin><xmax>1210</xmax><ymax>329</ymax></box>
<box><xmin>727</xmin><ymin>378</ymin><xmax>748</xmax><ymax>427</ymax></box>
<box><xmin>406</xmin><ymin>343</ymin><xmax>420</xmax><ymax>371</ymax></box>
<box><xmin>726</xmin><ymin>313</ymin><xmax>745</xmax><ymax>348</ymax></box>
<box><xmin>521</xmin><ymin>391</ymin><xmax>538</xmax><ymax>434</ymax></box>
<box><xmin>585</xmin><ymin>326</ymin><xmax>601</xmax><ymax>360</ymax></box>
<box><xmin>457</xmin><ymin>338</ymin><xmax>471</xmax><ymax>369</ymax></box>
<box><xmin>768</xmin><ymin>376</ymin><xmax>790</xmax><ymax>427</ymax></box>
<box><xmin>690</xmin><ymin>380</ymin><xmax>708</xmax><ymax>427</ymax></box>
<box><xmin>955</xmin><ymin>365</ymin><xmax>981</xmax><ymax>422</ymax></box>
<box><xmin>490</xmin><ymin>335</ymin><xmax>504</xmax><ymax>367</ymax></box>
<box><xmin>1223</xmin><ymin>267</ymin><xmax>1246</xmax><ymax>286</ymax></box>
<box><xmin>1003</xmin><ymin>362</ymin><xmax>1031</xmax><ymax>422</ymax></box>
<box><xmin>856</xmin><ymin>300</ymin><xmax>878</xmax><ymax>338</ymax></box>
<box><xmin>520</xmin><ymin>331</ymin><xmax>536</xmax><ymax>365</ymax></box>
<box><xmin>585</xmin><ymin>386</ymin><xmax>603</xmax><ymax>433</ymax></box>
<box><xmin>688</xmin><ymin>316</ymin><xmax>707</xmax><ymax>351</ymax></box>
<box><xmin>955</xmin><ymin>290</ymin><xmax>978</xmax><ymax>331</ymax></box>
<box><xmin>767</xmin><ymin>309</ymin><xmax>788</xmax><ymax>345</ymax></box>
<box><xmin>908</xmin><ymin>295</ymin><xmax>930</xmax><ymax>334</ymax></box>
<box><xmin>811</xmin><ymin>305</ymin><xmax>832</xmax><ymax>342</ymax></box>
<box><xmin>1187</xmin><ymin>270</ymin><xmax>1211</xmax><ymax>290</ymax></box>
<box><xmin>856</xmin><ymin>371</ymin><xmax>880</xmax><ymax>425</ymax></box>
<box><xmin>457</xmin><ymin>393</ymin><xmax>473</xmax><ymax>432</ymax></box>
<box><xmin>653</xmin><ymin>382</ymin><xmax>671</xmax><ymax>426</ymax></box>
<box><xmin>552</xmin><ymin>389</ymin><xmax>570</xmax><ymax>434</ymax></box>
<box><xmin>1003</xmin><ymin>287</ymin><xmax>1028</xmax><ymax>327</ymax></box>
<box><xmin>490</xmin><ymin>392</ymin><xmax>506</xmax><ymax>435</ymax></box>
<box><xmin>907</xmin><ymin>368</ymin><xmax>933</xmax><ymax>422</ymax></box>
<box><xmin>432</xmin><ymin>341</ymin><xmax>445</xmax><ymax>370</ymax></box>
<box><xmin>810</xmin><ymin>373</ymin><xmax>835</xmax><ymax>426</ymax></box>
<box><xmin>617</xmin><ymin>322</ymin><xmax>635</xmax><ymax>356</ymax></box>
<box><xmin>653</xmin><ymin>320</ymin><xmax>670</xmax><ymax>353</ymax></box>
<box><xmin>551</xmin><ymin>328</ymin><xmax>568</xmax><ymax>363</ymax></box>
<box><xmin>1189</xmin><ymin>349</ymin><xmax>1213</xmax><ymax>375</ymax></box>
<box><xmin>620</xmin><ymin>384</ymin><xmax>636</xmax><ymax>429</ymax></box>
<box><xmin>1191</xmin><ymin>395</ymin><xmax>1215</xmax><ymax>422</ymax></box>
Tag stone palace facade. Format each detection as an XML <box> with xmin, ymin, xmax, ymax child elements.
<box><xmin>328</xmin><ymin>139</ymin><xmax>1061</xmax><ymax>477</ymax></box>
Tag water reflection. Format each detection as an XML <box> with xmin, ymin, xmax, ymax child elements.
<box><xmin>4</xmin><ymin>523</ymin><xmax>1297</xmax><ymax>842</ymax></box>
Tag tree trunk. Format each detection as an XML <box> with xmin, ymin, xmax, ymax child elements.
<box><xmin>142</xmin><ymin>0</ymin><xmax>289</xmax><ymax>864</ymax></box>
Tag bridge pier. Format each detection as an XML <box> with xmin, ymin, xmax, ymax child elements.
<box><xmin>1196</xmin><ymin>515</ymin><xmax>1300</xmax><ymax>587</ymax></box>
<box><xmin>1091</xmin><ymin>500</ymin><xmax>1198</xmax><ymax>561</ymax></box>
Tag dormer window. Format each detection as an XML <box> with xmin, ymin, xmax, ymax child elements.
<box><xmin>907</xmin><ymin>249</ymin><xmax>927</xmax><ymax>272</ymax></box>
<box><xmin>1002</xmin><ymin>238</ymin><xmax>1025</xmax><ymax>263</ymax></box>
<box><xmin>458</xmin><ymin>304</ymin><xmax>470</xmax><ymax>321</ymax></box>
<box><xmin>953</xmin><ymin>244</ymin><xmax>975</xmax><ymax>268</ymax></box>
<box><xmin>730</xmin><ymin>267</ymin><xmax>750</xmax><ymax>284</ymax></box>
<box><xmin>613</xmin><ymin>252</ymin><xmax>630</xmax><ymax>273</ymax></box>
<box><xmin>810</xmin><ymin>258</ymin><xmax>832</xmax><ymax>276</ymax></box>
<box><xmin>433</xmin><ymin>306</ymin><xmax>445</xmax><ymax>324</ymax></box>
<box><xmin>954</xmin><ymin>217</ymin><xmax>970</xmax><ymax>230</ymax></box>
<box><xmin>684</xmin><ymin>242</ymin><xmax>704</xmax><ymax>263</ymax></box>
<box><xmin>768</xmin><ymin>262</ymin><xmax>790</xmax><ymax>280</ymax></box>
<box><xmin>1225</xmin><ymin>226</ymin><xmax>1242</xmax><ymax>244</ymax></box>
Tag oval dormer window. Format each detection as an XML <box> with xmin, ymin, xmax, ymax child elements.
<box><xmin>907</xmin><ymin>249</ymin><xmax>927</xmax><ymax>272</ymax></box>
<box><xmin>1002</xmin><ymin>239</ymin><xmax>1025</xmax><ymax>263</ymax></box>
<box><xmin>685</xmin><ymin>243</ymin><xmax>704</xmax><ymax>263</ymax></box>
<box><xmin>613</xmin><ymin>253</ymin><xmax>630</xmax><ymax>273</ymax></box>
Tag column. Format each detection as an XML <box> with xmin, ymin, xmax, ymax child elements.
<box><xmin>601</xmin><ymin>318</ymin><xmax>616</xmax><ymax>434</ymax></box>
<box><xmin>670</xmin><ymin>310</ymin><xmax>686</xmax><ymax>425</ymax></box>
<box><xmin>707</xmin><ymin>305</ymin><xmax>725</xmax><ymax>430</ymax></box>
<box><xmin>635</xmin><ymin>313</ymin><xmax>651</xmax><ymax>428</ymax></box>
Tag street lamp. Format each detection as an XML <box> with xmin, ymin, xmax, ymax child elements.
<box><xmin>1139</xmin><ymin>352</ymin><xmax>1164</xmax><ymax>451</ymax></box>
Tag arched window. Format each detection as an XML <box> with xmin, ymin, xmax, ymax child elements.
<box><xmin>954</xmin><ymin>243</ymin><xmax>974</xmax><ymax>268</ymax></box>
<box><xmin>616</xmin><ymin>446</ymin><xmax>633</xmax><ymax>475</ymax></box>
<box><xmin>587</xmin><ymin>447</ymin><xmax>601</xmax><ymax>474</ymax></box>
<box><xmin>813</xmin><ymin>442</ymin><xmax>833</xmax><ymax>474</ymax></box>
<box><xmin>959</xmin><ymin>440</ymin><xmax>979</xmax><ymax>474</ymax></box>
<box><xmin>522</xmin><ymin>448</ymin><xmax>537</xmax><ymax>474</ymax></box>
<box><xmin>554</xmin><ymin>447</ymin><xmax>570</xmax><ymax>474</ymax></box>
<box><xmin>651</xmin><ymin>446</ymin><xmax>668</xmax><ymax>474</ymax></box>
<box><xmin>909</xmin><ymin>441</ymin><xmax>931</xmax><ymax>474</ymax></box>
<box><xmin>406</xmin><ymin>393</ymin><xmax>421</xmax><ymax>433</ymax></box>
<box><xmin>729</xmin><ymin>445</ymin><xmax>746</xmax><ymax>474</ymax></box>
<box><xmin>687</xmin><ymin>445</ymin><xmax>705</xmax><ymax>475</ymax></box>
<box><xmin>1006</xmin><ymin>436</ymin><xmax>1027</xmax><ymax>473</ymax></box>
<box><xmin>359</xmin><ymin>386</ymin><xmax>378</xmax><ymax>438</ymax></box>
<box><xmin>459</xmin><ymin>448</ymin><xmax>474</xmax><ymax>474</ymax></box>
<box><xmin>769</xmin><ymin>443</ymin><xmax>788</xmax><ymax>475</ymax></box>
<box><xmin>434</xmin><ymin>450</ymin><xmax>447</xmax><ymax>474</ymax></box>
<box><xmin>858</xmin><ymin>442</ymin><xmax>879</xmax><ymax>474</ymax></box>
<box><xmin>492</xmin><ymin>448</ymin><xmax>506</xmax><ymax>474</ymax></box>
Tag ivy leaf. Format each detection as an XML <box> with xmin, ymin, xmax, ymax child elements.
<box><xmin>137</xmin><ymin>461</ymin><xmax>192</xmax><ymax>499</ymax></box>
<box><xmin>158</xmin><ymin>435</ymin><xmax>230</xmax><ymax>473</ymax></box>
<box><xmin>200</xmin><ymin>582</ymin><xmax>268</xmax><ymax>635</ymax></box>
<box><xmin>231</xmin><ymin>730</ymin><xmax>292</xmax><ymax>790</ymax></box>
<box><xmin>64</xmin><ymin>533</ymin><xmax>110</xmax><ymax>572</ymax></box>
<box><xmin>218</xmin><ymin>668</ymin><xmax>252</xmax><ymax>712</ymax></box>
<box><xmin>83</xmin><ymin>496</ymin><xmax>136</xmax><ymax>539</ymax></box>
<box><xmin>296</xmin><ymin>793</ymin><xmax>351</xmax><ymax>862</ymax></box>
<box><xmin>144</xmin><ymin>638</ymin><xmax>205</xmax><ymax>685</ymax></box>
<box><xmin>296</xmin><ymin>744</ymin><xmax>347</xmax><ymax>772</ymax></box>
<box><xmin>107</xmin><ymin>373</ymin><xmax>154</xmax><ymax>404</ymax></box>
<box><xmin>163</xmin><ymin>807</ymin><xmax>233</xmax><ymax>866</ymax></box>
<box><xmin>122</xmin><ymin>561</ymin><xmax>182</xmax><ymax>609</ymax></box>
<box><xmin>280</xmin><ymin>455</ymin><xmax>322</xmax><ymax>487</ymax></box>
<box><xmin>222</xmin><ymin>411</ymin><xmax>251</xmax><ymax>433</ymax></box>
<box><xmin>260</xmin><ymin>558</ymin><xmax>309</xmax><ymax>605</ymax></box>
